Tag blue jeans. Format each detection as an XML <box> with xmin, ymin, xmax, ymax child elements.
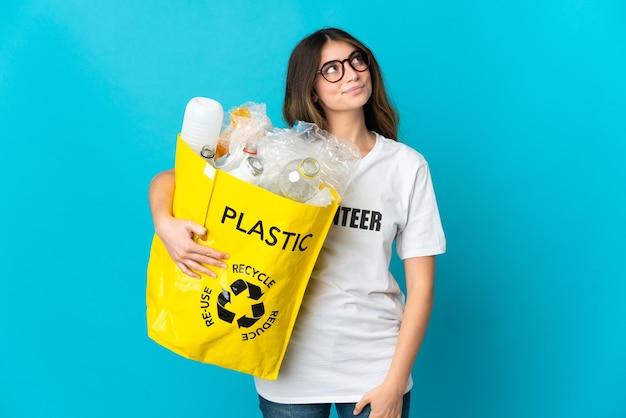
<box><xmin>258</xmin><ymin>391</ymin><xmax>411</xmax><ymax>418</ymax></box>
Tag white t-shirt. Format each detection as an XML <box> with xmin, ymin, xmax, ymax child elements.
<box><xmin>255</xmin><ymin>133</ymin><xmax>446</xmax><ymax>403</ymax></box>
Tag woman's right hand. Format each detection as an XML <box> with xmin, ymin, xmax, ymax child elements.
<box><xmin>155</xmin><ymin>215</ymin><xmax>229</xmax><ymax>279</ymax></box>
<box><xmin>149</xmin><ymin>168</ymin><xmax>229</xmax><ymax>279</ymax></box>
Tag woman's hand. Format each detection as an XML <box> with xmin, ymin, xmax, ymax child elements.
<box><xmin>149</xmin><ymin>168</ymin><xmax>229</xmax><ymax>278</ymax></box>
<box><xmin>353</xmin><ymin>382</ymin><xmax>404</xmax><ymax>418</ymax></box>
<box><xmin>155</xmin><ymin>215</ymin><xmax>229</xmax><ymax>279</ymax></box>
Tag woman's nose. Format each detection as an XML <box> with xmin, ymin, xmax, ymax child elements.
<box><xmin>343</xmin><ymin>63</ymin><xmax>359</xmax><ymax>81</ymax></box>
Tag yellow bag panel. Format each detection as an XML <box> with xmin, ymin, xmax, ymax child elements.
<box><xmin>147</xmin><ymin>137</ymin><xmax>338</xmax><ymax>379</ymax></box>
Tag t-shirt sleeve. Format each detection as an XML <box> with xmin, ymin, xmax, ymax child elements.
<box><xmin>395</xmin><ymin>161</ymin><xmax>446</xmax><ymax>259</ymax></box>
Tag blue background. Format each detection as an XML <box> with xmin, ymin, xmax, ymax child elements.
<box><xmin>1</xmin><ymin>1</ymin><xmax>625</xmax><ymax>417</ymax></box>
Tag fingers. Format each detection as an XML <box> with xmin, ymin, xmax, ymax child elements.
<box><xmin>183</xmin><ymin>220</ymin><xmax>230</xmax><ymax>263</ymax></box>
<box><xmin>353</xmin><ymin>397</ymin><xmax>368</xmax><ymax>416</ymax></box>
<box><xmin>157</xmin><ymin>217</ymin><xmax>231</xmax><ymax>279</ymax></box>
<box><xmin>186</xmin><ymin>220</ymin><xmax>208</xmax><ymax>241</ymax></box>
<box><xmin>179</xmin><ymin>258</ymin><xmax>216</xmax><ymax>278</ymax></box>
<box><xmin>173</xmin><ymin>242</ymin><xmax>229</xmax><ymax>278</ymax></box>
<box><xmin>176</xmin><ymin>261</ymin><xmax>200</xmax><ymax>279</ymax></box>
<box><xmin>353</xmin><ymin>389</ymin><xmax>402</xmax><ymax>417</ymax></box>
<box><xmin>183</xmin><ymin>240</ymin><xmax>229</xmax><ymax>268</ymax></box>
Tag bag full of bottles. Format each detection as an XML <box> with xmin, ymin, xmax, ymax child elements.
<box><xmin>146</xmin><ymin>97</ymin><xmax>360</xmax><ymax>379</ymax></box>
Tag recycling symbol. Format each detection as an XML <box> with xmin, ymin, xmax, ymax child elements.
<box><xmin>217</xmin><ymin>279</ymin><xmax>265</xmax><ymax>328</ymax></box>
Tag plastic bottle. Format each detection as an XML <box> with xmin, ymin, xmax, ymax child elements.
<box><xmin>180</xmin><ymin>97</ymin><xmax>224</xmax><ymax>162</ymax></box>
<box><xmin>218</xmin><ymin>143</ymin><xmax>264</xmax><ymax>185</ymax></box>
<box><xmin>278</xmin><ymin>157</ymin><xmax>321</xmax><ymax>202</ymax></box>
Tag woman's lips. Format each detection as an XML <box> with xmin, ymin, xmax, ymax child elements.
<box><xmin>343</xmin><ymin>84</ymin><xmax>364</xmax><ymax>94</ymax></box>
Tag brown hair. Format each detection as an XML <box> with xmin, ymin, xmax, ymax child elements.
<box><xmin>283</xmin><ymin>27</ymin><xmax>399</xmax><ymax>141</ymax></box>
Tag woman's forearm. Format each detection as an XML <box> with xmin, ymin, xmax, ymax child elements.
<box><xmin>148</xmin><ymin>168</ymin><xmax>176</xmax><ymax>232</ymax></box>
<box><xmin>384</xmin><ymin>256</ymin><xmax>436</xmax><ymax>394</ymax></box>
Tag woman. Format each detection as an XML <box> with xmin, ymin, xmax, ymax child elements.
<box><xmin>149</xmin><ymin>28</ymin><xmax>445</xmax><ymax>418</ymax></box>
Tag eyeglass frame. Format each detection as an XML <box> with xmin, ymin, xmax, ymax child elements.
<box><xmin>315</xmin><ymin>50</ymin><xmax>370</xmax><ymax>83</ymax></box>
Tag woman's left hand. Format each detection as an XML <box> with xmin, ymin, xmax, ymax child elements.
<box><xmin>353</xmin><ymin>382</ymin><xmax>403</xmax><ymax>418</ymax></box>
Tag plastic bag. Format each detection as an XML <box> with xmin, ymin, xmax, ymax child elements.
<box><xmin>216</xmin><ymin>102</ymin><xmax>272</xmax><ymax>159</ymax></box>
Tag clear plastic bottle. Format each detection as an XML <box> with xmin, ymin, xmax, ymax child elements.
<box><xmin>278</xmin><ymin>157</ymin><xmax>321</xmax><ymax>202</ymax></box>
<box><xmin>217</xmin><ymin>143</ymin><xmax>264</xmax><ymax>185</ymax></box>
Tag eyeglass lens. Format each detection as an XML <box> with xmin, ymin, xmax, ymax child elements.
<box><xmin>319</xmin><ymin>51</ymin><xmax>369</xmax><ymax>82</ymax></box>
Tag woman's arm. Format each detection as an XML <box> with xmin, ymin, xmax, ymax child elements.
<box><xmin>148</xmin><ymin>168</ymin><xmax>229</xmax><ymax>278</ymax></box>
<box><xmin>354</xmin><ymin>255</ymin><xmax>435</xmax><ymax>417</ymax></box>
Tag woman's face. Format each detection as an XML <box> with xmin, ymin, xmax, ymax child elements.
<box><xmin>313</xmin><ymin>40</ymin><xmax>372</xmax><ymax>116</ymax></box>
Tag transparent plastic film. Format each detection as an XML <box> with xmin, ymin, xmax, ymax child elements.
<box><xmin>179</xmin><ymin>99</ymin><xmax>361</xmax><ymax>206</ymax></box>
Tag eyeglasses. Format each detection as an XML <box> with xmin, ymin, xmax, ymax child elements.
<box><xmin>316</xmin><ymin>50</ymin><xmax>370</xmax><ymax>83</ymax></box>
